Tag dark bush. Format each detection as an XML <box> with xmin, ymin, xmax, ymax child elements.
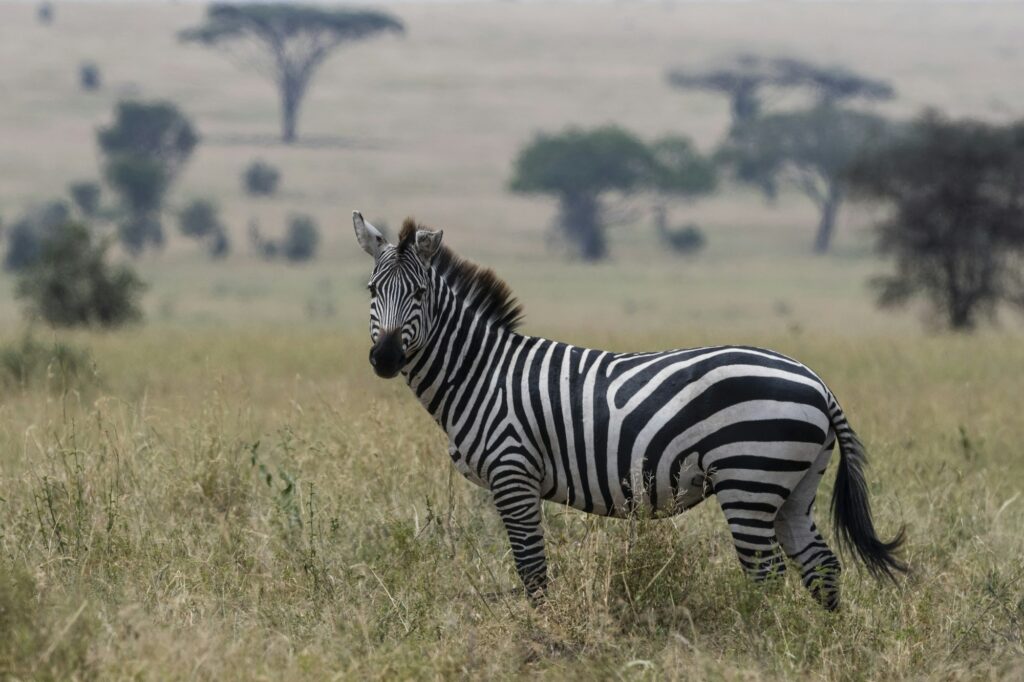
<box><xmin>17</xmin><ymin>222</ymin><xmax>146</xmax><ymax>328</ymax></box>
<box><xmin>283</xmin><ymin>214</ymin><xmax>320</xmax><ymax>262</ymax></box>
<box><xmin>179</xmin><ymin>199</ymin><xmax>230</xmax><ymax>259</ymax></box>
<box><xmin>209</xmin><ymin>229</ymin><xmax>230</xmax><ymax>259</ymax></box>
<box><xmin>243</xmin><ymin>160</ymin><xmax>281</xmax><ymax>196</ymax></box>
<box><xmin>178</xmin><ymin>199</ymin><xmax>222</xmax><ymax>238</ymax></box>
<box><xmin>79</xmin><ymin>61</ymin><xmax>101</xmax><ymax>91</ymax></box>
<box><xmin>658</xmin><ymin>223</ymin><xmax>706</xmax><ymax>255</ymax></box>
<box><xmin>3</xmin><ymin>201</ymin><xmax>71</xmax><ymax>271</ymax></box>
<box><xmin>69</xmin><ymin>181</ymin><xmax>101</xmax><ymax>217</ymax></box>
<box><xmin>98</xmin><ymin>101</ymin><xmax>198</xmax><ymax>182</ymax></box>
<box><xmin>36</xmin><ymin>2</ymin><xmax>53</xmax><ymax>25</ymax></box>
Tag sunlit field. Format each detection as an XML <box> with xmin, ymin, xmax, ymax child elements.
<box><xmin>2</xmin><ymin>1</ymin><xmax>1024</xmax><ymax>680</ymax></box>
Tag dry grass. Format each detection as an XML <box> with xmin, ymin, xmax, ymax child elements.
<box><xmin>0</xmin><ymin>328</ymin><xmax>1022</xmax><ymax>680</ymax></box>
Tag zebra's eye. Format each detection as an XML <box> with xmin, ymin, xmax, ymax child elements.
<box><xmin>413</xmin><ymin>287</ymin><xmax>426</xmax><ymax>301</ymax></box>
<box><xmin>367</xmin><ymin>283</ymin><xmax>377</xmax><ymax>298</ymax></box>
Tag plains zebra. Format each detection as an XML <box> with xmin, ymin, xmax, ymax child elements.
<box><xmin>353</xmin><ymin>212</ymin><xmax>906</xmax><ymax>610</ymax></box>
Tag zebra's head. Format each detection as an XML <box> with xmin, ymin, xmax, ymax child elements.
<box><xmin>353</xmin><ymin>211</ymin><xmax>444</xmax><ymax>379</ymax></box>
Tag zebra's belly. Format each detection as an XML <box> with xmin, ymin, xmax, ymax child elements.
<box><xmin>543</xmin><ymin>451</ymin><xmax>708</xmax><ymax>518</ymax></box>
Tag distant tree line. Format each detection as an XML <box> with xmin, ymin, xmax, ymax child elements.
<box><xmin>509</xmin><ymin>54</ymin><xmax>1024</xmax><ymax>330</ymax></box>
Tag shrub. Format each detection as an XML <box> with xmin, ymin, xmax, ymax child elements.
<box><xmin>657</xmin><ymin>222</ymin><xmax>706</xmax><ymax>255</ymax></box>
<box><xmin>36</xmin><ymin>2</ymin><xmax>53</xmax><ymax>25</ymax></box>
<box><xmin>283</xmin><ymin>214</ymin><xmax>320</xmax><ymax>262</ymax></box>
<box><xmin>178</xmin><ymin>199</ymin><xmax>222</xmax><ymax>239</ymax></box>
<box><xmin>243</xmin><ymin>160</ymin><xmax>281</xmax><ymax>196</ymax></box>
<box><xmin>16</xmin><ymin>222</ymin><xmax>146</xmax><ymax>328</ymax></box>
<box><xmin>0</xmin><ymin>334</ymin><xmax>95</xmax><ymax>391</ymax></box>
<box><xmin>79</xmin><ymin>61</ymin><xmax>101</xmax><ymax>91</ymax></box>
<box><xmin>3</xmin><ymin>201</ymin><xmax>71</xmax><ymax>271</ymax></box>
<box><xmin>98</xmin><ymin>101</ymin><xmax>198</xmax><ymax>181</ymax></box>
<box><xmin>209</xmin><ymin>229</ymin><xmax>230</xmax><ymax>259</ymax></box>
<box><xmin>179</xmin><ymin>199</ymin><xmax>230</xmax><ymax>259</ymax></box>
<box><xmin>68</xmin><ymin>181</ymin><xmax>101</xmax><ymax>217</ymax></box>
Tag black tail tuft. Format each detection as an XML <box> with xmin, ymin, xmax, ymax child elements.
<box><xmin>830</xmin><ymin>424</ymin><xmax>908</xmax><ymax>582</ymax></box>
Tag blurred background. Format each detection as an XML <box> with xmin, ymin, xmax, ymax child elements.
<box><xmin>3</xmin><ymin>0</ymin><xmax>1022</xmax><ymax>340</ymax></box>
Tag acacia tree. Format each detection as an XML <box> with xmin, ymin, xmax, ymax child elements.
<box><xmin>667</xmin><ymin>55</ymin><xmax>893</xmax><ymax>130</ymax></box>
<box><xmin>666</xmin><ymin>54</ymin><xmax>779</xmax><ymax>129</ymax></box>
<box><xmin>510</xmin><ymin>127</ymin><xmax>655</xmax><ymax>261</ymax></box>
<box><xmin>719</xmin><ymin>104</ymin><xmax>892</xmax><ymax>253</ymax></box>
<box><xmin>510</xmin><ymin>127</ymin><xmax>716</xmax><ymax>261</ymax></box>
<box><xmin>848</xmin><ymin>114</ymin><xmax>1024</xmax><ymax>330</ymax></box>
<box><xmin>180</xmin><ymin>4</ymin><xmax>403</xmax><ymax>143</ymax></box>
<box><xmin>769</xmin><ymin>58</ymin><xmax>894</xmax><ymax>105</ymax></box>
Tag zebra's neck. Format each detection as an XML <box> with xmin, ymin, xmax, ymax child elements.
<box><xmin>402</xmin><ymin>267</ymin><xmax>519</xmax><ymax>431</ymax></box>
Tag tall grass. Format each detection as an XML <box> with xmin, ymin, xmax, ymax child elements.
<box><xmin>0</xmin><ymin>328</ymin><xmax>1022</xmax><ymax>679</ymax></box>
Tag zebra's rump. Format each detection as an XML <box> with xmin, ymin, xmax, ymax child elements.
<box><xmin>518</xmin><ymin>345</ymin><xmax>833</xmax><ymax>517</ymax></box>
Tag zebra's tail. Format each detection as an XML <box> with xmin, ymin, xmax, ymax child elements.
<box><xmin>827</xmin><ymin>393</ymin><xmax>908</xmax><ymax>581</ymax></box>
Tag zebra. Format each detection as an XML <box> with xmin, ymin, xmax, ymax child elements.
<box><xmin>352</xmin><ymin>211</ymin><xmax>907</xmax><ymax>610</ymax></box>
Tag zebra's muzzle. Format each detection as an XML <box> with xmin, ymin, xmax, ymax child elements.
<box><xmin>369</xmin><ymin>330</ymin><xmax>406</xmax><ymax>379</ymax></box>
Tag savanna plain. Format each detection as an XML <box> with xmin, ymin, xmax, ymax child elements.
<box><xmin>1</xmin><ymin>2</ymin><xmax>1023</xmax><ymax>680</ymax></box>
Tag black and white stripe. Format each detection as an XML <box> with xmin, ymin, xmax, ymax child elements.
<box><xmin>354</xmin><ymin>213</ymin><xmax>906</xmax><ymax>610</ymax></box>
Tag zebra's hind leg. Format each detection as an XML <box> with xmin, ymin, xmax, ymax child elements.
<box><xmin>720</xmin><ymin>503</ymin><xmax>787</xmax><ymax>581</ymax></box>
<box><xmin>775</xmin><ymin>442</ymin><xmax>842</xmax><ymax>610</ymax></box>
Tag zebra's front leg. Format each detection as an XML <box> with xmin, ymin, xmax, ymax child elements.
<box><xmin>490</xmin><ymin>463</ymin><xmax>547</xmax><ymax>603</ymax></box>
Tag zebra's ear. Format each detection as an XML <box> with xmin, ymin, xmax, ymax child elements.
<box><xmin>353</xmin><ymin>210</ymin><xmax>386</xmax><ymax>258</ymax></box>
<box><xmin>414</xmin><ymin>229</ymin><xmax>443</xmax><ymax>265</ymax></box>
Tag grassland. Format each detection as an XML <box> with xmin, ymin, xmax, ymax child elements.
<box><xmin>1</xmin><ymin>1</ymin><xmax>1024</xmax><ymax>680</ymax></box>
<box><xmin>1</xmin><ymin>329</ymin><xmax>1023</xmax><ymax>680</ymax></box>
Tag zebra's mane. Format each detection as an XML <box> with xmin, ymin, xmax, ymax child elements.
<box><xmin>398</xmin><ymin>218</ymin><xmax>524</xmax><ymax>332</ymax></box>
